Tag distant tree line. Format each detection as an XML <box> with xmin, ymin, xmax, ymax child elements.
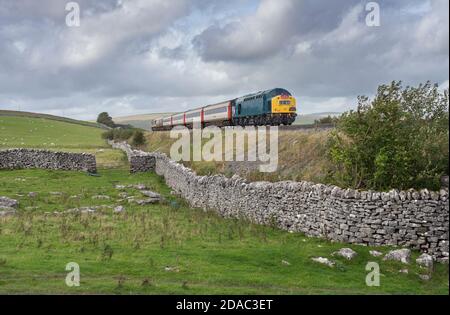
<box><xmin>326</xmin><ymin>81</ymin><xmax>449</xmax><ymax>191</ymax></box>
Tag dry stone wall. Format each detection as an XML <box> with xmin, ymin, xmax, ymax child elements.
<box><xmin>108</xmin><ymin>140</ymin><xmax>155</xmax><ymax>173</ymax></box>
<box><xmin>0</xmin><ymin>148</ymin><xmax>96</xmax><ymax>173</ymax></box>
<box><xmin>111</xmin><ymin>141</ymin><xmax>449</xmax><ymax>262</ymax></box>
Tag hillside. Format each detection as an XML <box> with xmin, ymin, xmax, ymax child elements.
<box><xmin>143</xmin><ymin>129</ymin><xmax>333</xmax><ymax>184</ymax></box>
<box><xmin>0</xmin><ymin>114</ymin><xmax>126</xmax><ymax>168</ymax></box>
<box><xmin>0</xmin><ymin>110</ymin><xmax>109</xmax><ymax>129</ymax></box>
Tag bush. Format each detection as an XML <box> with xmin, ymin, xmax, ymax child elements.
<box><xmin>314</xmin><ymin>115</ymin><xmax>339</xmax><ymax>125</ymax></box>
<box><xmin>327</xmin><ymin>81</ymin><xmax>449</xmax><ymax>191</ymax></box>
<box><xmin>101</xmin><ymin>130</ymin><xmax>114</xmax><ymax>140</ymax></box>
<box><xmin>101</xmin><ymin>128</ymin><xmax>135</xmax><ymax>142</ymax></box>
<box><xmin>131</xmin><ymin>130</ymin><xmax>146</xmax><ymax>147</ymax></box>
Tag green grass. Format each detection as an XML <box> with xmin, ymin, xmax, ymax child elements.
<box><xmin>0</xmin><ymin>115</ymin><xmax>108</xmax><ymax>149</ymax></box>
<box><xmin>0</xmin><ymin>112</ymin><xmax>447</xmax><ymax>295</ymax></box>
<box><xmin>0</xmin><ymin>110</ymin><xmax>108</xmax><ymax>130</ymax></box>
<box><xmin>0</xmin><ymin>168</ymin><xmax>448</xmax><ymax>295</ymax></box>
<box><xmin>0</xmin><ymin>115</ymin><xmax>127</xmax><ymax>168</ymax></box>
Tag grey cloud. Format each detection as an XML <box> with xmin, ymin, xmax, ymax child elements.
<box><xmin>192</xmin><ymin>0</ymin><xmax>362</xmax><ymax>62</ymax></box>
<box><xmin>0</xmin><ymin>0</ymin><xmax>448</xmax><ymax>120</ymax></box>
<box><xmin>192</xmin><ymin>0</ymin><xmax>448</xmax><ymax>99</ymax></box>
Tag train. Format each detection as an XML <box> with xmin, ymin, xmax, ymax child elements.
<box><xmin>150</xmin><ymin>88</ymin><xmax>297</xmax><ymax>131</ymax></box>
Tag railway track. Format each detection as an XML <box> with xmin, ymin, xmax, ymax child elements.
<box><xmin>150</xmin><ymin>123</ymin><xmax>336</xmax><ymax>132</ymax></box>
<box><xmin>279</xmin><ymin>123</ymin><xmax>336</xmax><ymax>131</ymax></box>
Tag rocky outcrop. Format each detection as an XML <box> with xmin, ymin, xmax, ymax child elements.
<box><xmin>0</xmin><ymin>149</ymin><xmax>96</xmax><ymax>173</ymax></box>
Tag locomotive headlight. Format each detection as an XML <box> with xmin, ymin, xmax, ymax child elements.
<box><xmin>289</xmin><ymin>107</ymin><xmax>297</xmax><ymax>112</ymax></box>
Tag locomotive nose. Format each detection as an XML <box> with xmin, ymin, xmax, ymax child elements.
<box><xmin>272</xmin><ymin>95</ymin><xmax>297</xmax><ymax>113</ymax></box>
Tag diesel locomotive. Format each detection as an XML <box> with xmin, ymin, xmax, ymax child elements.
<box><xmin>151</xmin><ymin>88</ymin><xmax>297</xmax><ymax>131</ymax></box>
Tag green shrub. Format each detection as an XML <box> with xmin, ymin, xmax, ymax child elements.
<box><xmin>131</xmin><ymin>130</ymin><xmax>146</xmax><ymax>147</ymax></box>
<box><xmin>101</xmin><ymin>128</ymin><xmax>135</xmax><ymax>142</ymax></box>
<box><xmin>314</xmin><ymin>115</ymin><xmax>339</xmax><ymax>125</ymax></box>
<box><xmin>327</xmin><ymin>81</ymin><xmax>449</xmax><ymax>191</ymax></box>
<box><xmin>101</xmin><ymin>130</ymin><xmax>114</xmax><ymax>140</ymax></box>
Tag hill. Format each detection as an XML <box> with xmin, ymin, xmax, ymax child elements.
<box><xmin>0</xmin><ymin>114</ymin><xmax>126</xmax><ymax>168</ymax></box>
<box><xmin>113</xmin><ymin>113</ymin><xmax>171</xmax><ymax>130</ymax></box>
<box><xmin>0</xmin><ymin>110</ymin><xmax>109</xmax><ymax>129</ymax></box>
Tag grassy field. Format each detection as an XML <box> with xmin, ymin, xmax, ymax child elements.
<box><xmin>0</xmin><ymin>115</ymin><xmax>126</xmax><ymax>168</ymax></box>
<box><xmin>0</xmin><ymin>113</ymin><xmax>448</xmax><ymax>294</ymax></box>
<box><xmin>0</xmin><ymin>110</ymin><xmax>108</xmax><ymax>130</ymax></box>
<box><xmin>0</xmin><ymin>169</ymin><xmax>448</xmax><ymax>295</ymax></box>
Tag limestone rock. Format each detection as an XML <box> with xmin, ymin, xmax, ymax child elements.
<box><xmin>135</xmin><ymin>199</ymin><xmax>160</xmax><ymax>206</ymax></box>
<box><xmin>416</xmin><ymin>253</ymin><xmax>434</xmax><ymax>269</ymax></box>
<box><xmin>0</xmin><ymin>196</ymin><xmax>18</xmax><ymax>208</ymax></box>
<box><xmin>0</xmin><ymin>207</ymin><xmax>16</xmax><ymax>216</ymax></box>
<box><xmin>383</xmin><ymin>249</ymin><xmax>411</xmax><ymax>264</ymax></box>
<box><xmin>333</xmin><ymin>248</ymin><xmax>357</xmax><ymax>260</ymax></box>
<box><xmin>369</xmin><ymin>250</ymin><xmax>383</xmax><ymax>257</ymax></box>
<box><xmin>311</xmin><ymin>257</ymin><xmax>335</xmax><ymax>267</ymax></box>
<box><xmin>114</xmin><ymin>206</ymin><xmax>125</xmax><ymax>213</ymax></box>
<box><xmin>132</xmin><ymin>184</ymin><xmax>147</xmax><ymax>190</ymax></box>
<box><xmin>141</xmin><ymin>190</ymin><xmax>161</xmax><ymax>199</ymax></box>
<box><xmin>418</xmin><ymin>274</ymin><xmax>431</xmax><ymax>281</ymax></box>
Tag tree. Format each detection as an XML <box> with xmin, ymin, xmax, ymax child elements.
<box><xmin>97</xmin><ymin>112</ymin><xmax>115</xmax><ymax>128</ymax></box>
<box><xmin>131</xmin><ymin>130</ymin><xmax>146</xmax><ymax>147</ymax></box>
<box><xmin>327</xmin><ymin>81</ymin><xmax>449</xmax><ymax>191</ymax></box>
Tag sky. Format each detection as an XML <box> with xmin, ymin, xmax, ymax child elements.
<box><xmin>0</xmin><ymin>0</ymin><xmax>448</xmax><ymax>120</ymax></box>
